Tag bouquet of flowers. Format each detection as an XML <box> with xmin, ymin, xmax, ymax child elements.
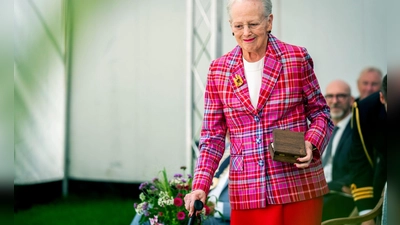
<box><xmin>134</xmin><ymin>166</ymin><xmax>213</xmax><ymax>225</ymax></box>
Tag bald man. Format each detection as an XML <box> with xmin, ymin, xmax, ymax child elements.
<box><xmin>356</xmin><ymin>67</ymin><xmax>382</xmax><ymax>101</ymax></box>
<box><xmin>322</xmin><ymin>80</ymin><xmax>355</xmax><ymax>221</ymax></box>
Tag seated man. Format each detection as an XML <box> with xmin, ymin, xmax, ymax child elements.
<box><xmin>349</xmin><ymin>74</ymin><xmax>387</xmax><ymax>225</ymax></box>
<box><xmin>321</xmin><ymin>80</ymin><xmax>355</xmax><ymax>221</ymax></box>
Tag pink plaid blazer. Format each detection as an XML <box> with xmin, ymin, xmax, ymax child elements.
<box><xmin>192</xmin><ymin>34</ymin><xmax>334</xmax><ymax>210</ymax></box>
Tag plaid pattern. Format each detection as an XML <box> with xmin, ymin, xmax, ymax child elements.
<box><xmin>192</xmin><ymin>34</ymin><xmax>333</xmax><ymax>210</ymax></box>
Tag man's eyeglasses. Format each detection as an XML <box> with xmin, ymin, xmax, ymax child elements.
<box><xmin>231</xmin><ymin>17</ymin><xmax>267</xmax><ymax>32</ymax></box>
<box><xmin>324</xmin><ymin>94</ymin><xmax>349</xmax><ymax>101</ymax></box>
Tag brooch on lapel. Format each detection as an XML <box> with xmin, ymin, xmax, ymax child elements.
<box><xmin>233</xmin><ymin>74</ymin><xmax>243</xmax><ymax>87</ymax></box>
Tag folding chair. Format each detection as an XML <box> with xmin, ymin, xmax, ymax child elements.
<box><xmin>321</xmin><ymin>188</ymin><xmax>385</xmax><ymax>225</ymax></box>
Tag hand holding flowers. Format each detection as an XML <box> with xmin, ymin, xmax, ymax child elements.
<box><xmin>134</xmin><ymin>167</ymin><xmax>214</xmax><ymax>225</ymax></box>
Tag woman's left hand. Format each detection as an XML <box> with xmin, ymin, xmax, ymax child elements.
<box><xmin>294</xmin><ymin>141</ymin><xmax>313</xmax><ymax>168</ymax></box>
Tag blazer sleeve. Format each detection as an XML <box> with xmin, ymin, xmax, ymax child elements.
<box><xmin>300</xmin><ymin>47</ymin><xmax>334</xmax><ymax>153</ymax></box>
<box><xmin>192</xmin><ymin>60</ymin><xmax>228</xmax><ymax>194</ymax></box>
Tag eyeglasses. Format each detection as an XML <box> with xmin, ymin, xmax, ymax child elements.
<box><xmin>324</xmin><ymin>94</ymin><xmax>349</xmax><ymax>101</ymax></box>
<box><xmin>231</xmin><ymin>17</ymin><xmax>268</xmax><ymax>32</ymax></box>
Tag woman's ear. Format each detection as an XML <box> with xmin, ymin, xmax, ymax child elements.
<box><xmin>267</xmin><ymin>14</ymin><xmax>274</xmax><ymax>32</ymax></box>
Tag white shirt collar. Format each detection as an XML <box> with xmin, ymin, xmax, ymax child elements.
<box><xmin>336</xmin><ymin>112</ymin><xmax>352</xmax><ymax>129</ymax></box>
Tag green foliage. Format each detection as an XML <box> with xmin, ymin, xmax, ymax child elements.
<box><xmin>14</xmin><ymin>195</ymin><xmax>136</xmax><ymax>225</ymax></box>
<box><xmin>134</xmin><ymin>167</ymin><xmax>212</xmax><ymax>225</ymax></box>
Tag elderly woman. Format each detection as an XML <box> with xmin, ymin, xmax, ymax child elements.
<box><xmin>184</xmin><ymin>0</ymin><xmax>333</xmax><ymax>224</ymax></box>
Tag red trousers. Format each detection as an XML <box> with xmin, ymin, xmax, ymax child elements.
<box><xmin>231</xmin><ymin>197</ymin><xmax>323</xmax><ymax>225</ymax></box>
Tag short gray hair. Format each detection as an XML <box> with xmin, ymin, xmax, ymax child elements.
<box><xmin>359</xmin><ymin>66</ymin><xmax>383</xmax><ymax>79</ymax></box>
<box><xmin>227</xmin><ymin>0</ymin><xmax>272</xmax><ymax>20</ymax></box>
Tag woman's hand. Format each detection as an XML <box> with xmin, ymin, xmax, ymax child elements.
<box><xmin>294</xmin><ymin>141</ymin><xmax>313</xmax><ymax>169</ymax></box>
<box><xmin>184</xmin><ymin>189</ymin><xmax>207</xmax><ymax>216</ymax></box>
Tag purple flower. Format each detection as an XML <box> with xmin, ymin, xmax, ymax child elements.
<box><xmin>177</xmin><ymin>211</ymin><xmax>186</xmax><ymax>220</ymax></box>
<box><xmin>152</xmin><ymin>177</ymin><xmax>159</xmax><ymax>183</ymax></box>
<box><xmin>187</xmin><ymin>174</ymin><xmax>192</xmax><ymax>179</ymax></box>
<box><xmin>174</xmin><ymin>197</ymin><xmax>183</xmax><ymax>207</ymax></box>
<box><xmin>143</xmin><ymin>202</ymin><xmax>149</xmax><ymax>210</ymax></box>
<box><xmin>139</xmin><ymin>182</ymin><xmax>148</xmax><ymax>190</ymax></box>
<box><xmin>174</xmin><ymin>173</ymin><xmax>183</xmax><ymax>178</ymax></box>
<box><xmin>133</xmin><ymin>203</ymin><xmax>138</xmax><ymax>208</ymax></box>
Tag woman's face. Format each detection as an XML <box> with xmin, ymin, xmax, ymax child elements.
<box><xmin>230</xmin><ymin>0</ymin><xmax>273</xmax><ymax>58</ymax></box>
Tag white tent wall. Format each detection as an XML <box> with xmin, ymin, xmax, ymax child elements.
<box><xmin>68</xmin><ymin>0</ymin><xmax>187</xmax><ymax>182</ymax></box>
<box><xmin>14</xmin><ymin>0</ymin><xmax>66</xmax><ymax>185</ymax></box>
<box><xmin>14</xmin><ymin>0</ymin><xmax>386</xmax><ymax>185</ymax></box>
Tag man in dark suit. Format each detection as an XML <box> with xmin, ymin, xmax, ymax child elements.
<box><xmin>349</xmin><ymin>74</ymin><xmax>387</xmax><ymax>225</ymax></box>
<box><xmin>322</xmin><ymin>80</ymin><xmax>355</xmax><ymax>221</ymax></box>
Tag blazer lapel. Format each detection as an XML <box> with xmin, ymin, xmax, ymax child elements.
<box><xmin>257</xmin><ymin>36</ymin><xmax>282</xmax><ymax>112</ymax></box>
<box><xmin>229</xmin><ymin>60</ymin><xmax>255</xmax><ymax>114</ymax></box>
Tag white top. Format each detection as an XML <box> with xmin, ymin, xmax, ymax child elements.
<box><xmin>243</xmin><ymin>57</ymin><xmax>264</xmax><ymax>108</ymax></box>
<box><xmin>323</xmin><ymin>113</ymin><xmax>352</xmax><ymax>183</ymax></box>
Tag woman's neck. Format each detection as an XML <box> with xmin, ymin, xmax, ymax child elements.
<box><xmin>243</xmin><ymin>52</ymin><xmax>264</xmax><ymax>62</ymax></box>
<box><xmin>242</xmin><ymin>41</ymin><xmax>268</xmax><ymax>62</ymax></box>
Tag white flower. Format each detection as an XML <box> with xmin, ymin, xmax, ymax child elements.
<box><xmin>158</xmin><ymin>191</ymin><xmax>174</xmax><ymax>207</ymax></box>
<box><xmin>169</xmin><ymin>177</ymin><xmax>187</xmax><ymax>186</ymax></box>
<box><xmin>135</xmin><ymin>202</ymin><xmax>146</xmax><ymax>215</ymax></box>
<box><xmin>139</xmin><ymin>193</ymin><xmax>146</xmax><ymax>201</ymax></box>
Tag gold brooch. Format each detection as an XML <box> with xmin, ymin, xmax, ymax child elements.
<box><xmin>233</xmin><ymin>75</ymin><xmax>243</xmax><ymax>87</ymax></box>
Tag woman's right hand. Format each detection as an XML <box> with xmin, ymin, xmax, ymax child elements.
<box><xmin>184</xmin><ymin>189</ymin><xmax>207</xmax><ymax>217</ymax></box>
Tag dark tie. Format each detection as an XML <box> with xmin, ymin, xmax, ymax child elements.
<box><xmin>323</xmin><ymin>126</ymin><xmax>339</xmax><ymax>167</ymax></box>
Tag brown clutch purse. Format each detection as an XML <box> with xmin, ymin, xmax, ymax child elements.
<box><xmin>269</xmin><ymin>129</ymin><xmax>306</xmax><ymax>163</ymax></box>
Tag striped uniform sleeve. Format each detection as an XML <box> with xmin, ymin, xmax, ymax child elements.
<box><xmin>349</xmin><ymin>105</ymin><xmax>375</xmax><ymax>212</ymax></box>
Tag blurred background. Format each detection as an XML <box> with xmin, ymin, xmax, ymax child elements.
<box><xmin>12</xmin><ymin>0</ymin><xmax>387</xmax><ymax>224</ymax></box>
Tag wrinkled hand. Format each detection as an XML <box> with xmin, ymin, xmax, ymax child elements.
<box><xmin>294</xmin><ymin>141</ymin><xmax>313</xmax><ymax>169</ymax></box>
<box><xmin>361</xmin><ymin>219</ymin><xmax>375</xmax><ymax>225</ymax></box>
<box><xmin>184</xmin><ymin>189</ymin><xmax>207</xmax><ymax>217</ymax></box>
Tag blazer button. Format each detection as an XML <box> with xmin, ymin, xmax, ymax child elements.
<box><xmin>256</xmin><ymin>138</ymin><xmax>261</xmax><ymax>144</ymax></box>
<box><xmin>254</xmin><ymin>116</ymin><xmax>260</xmax><ymax>122</ymax></box>
<box><xmin>258</xmin><ymin>160</ymin><xmax>264</xmax><ymax>166</ymax></box>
